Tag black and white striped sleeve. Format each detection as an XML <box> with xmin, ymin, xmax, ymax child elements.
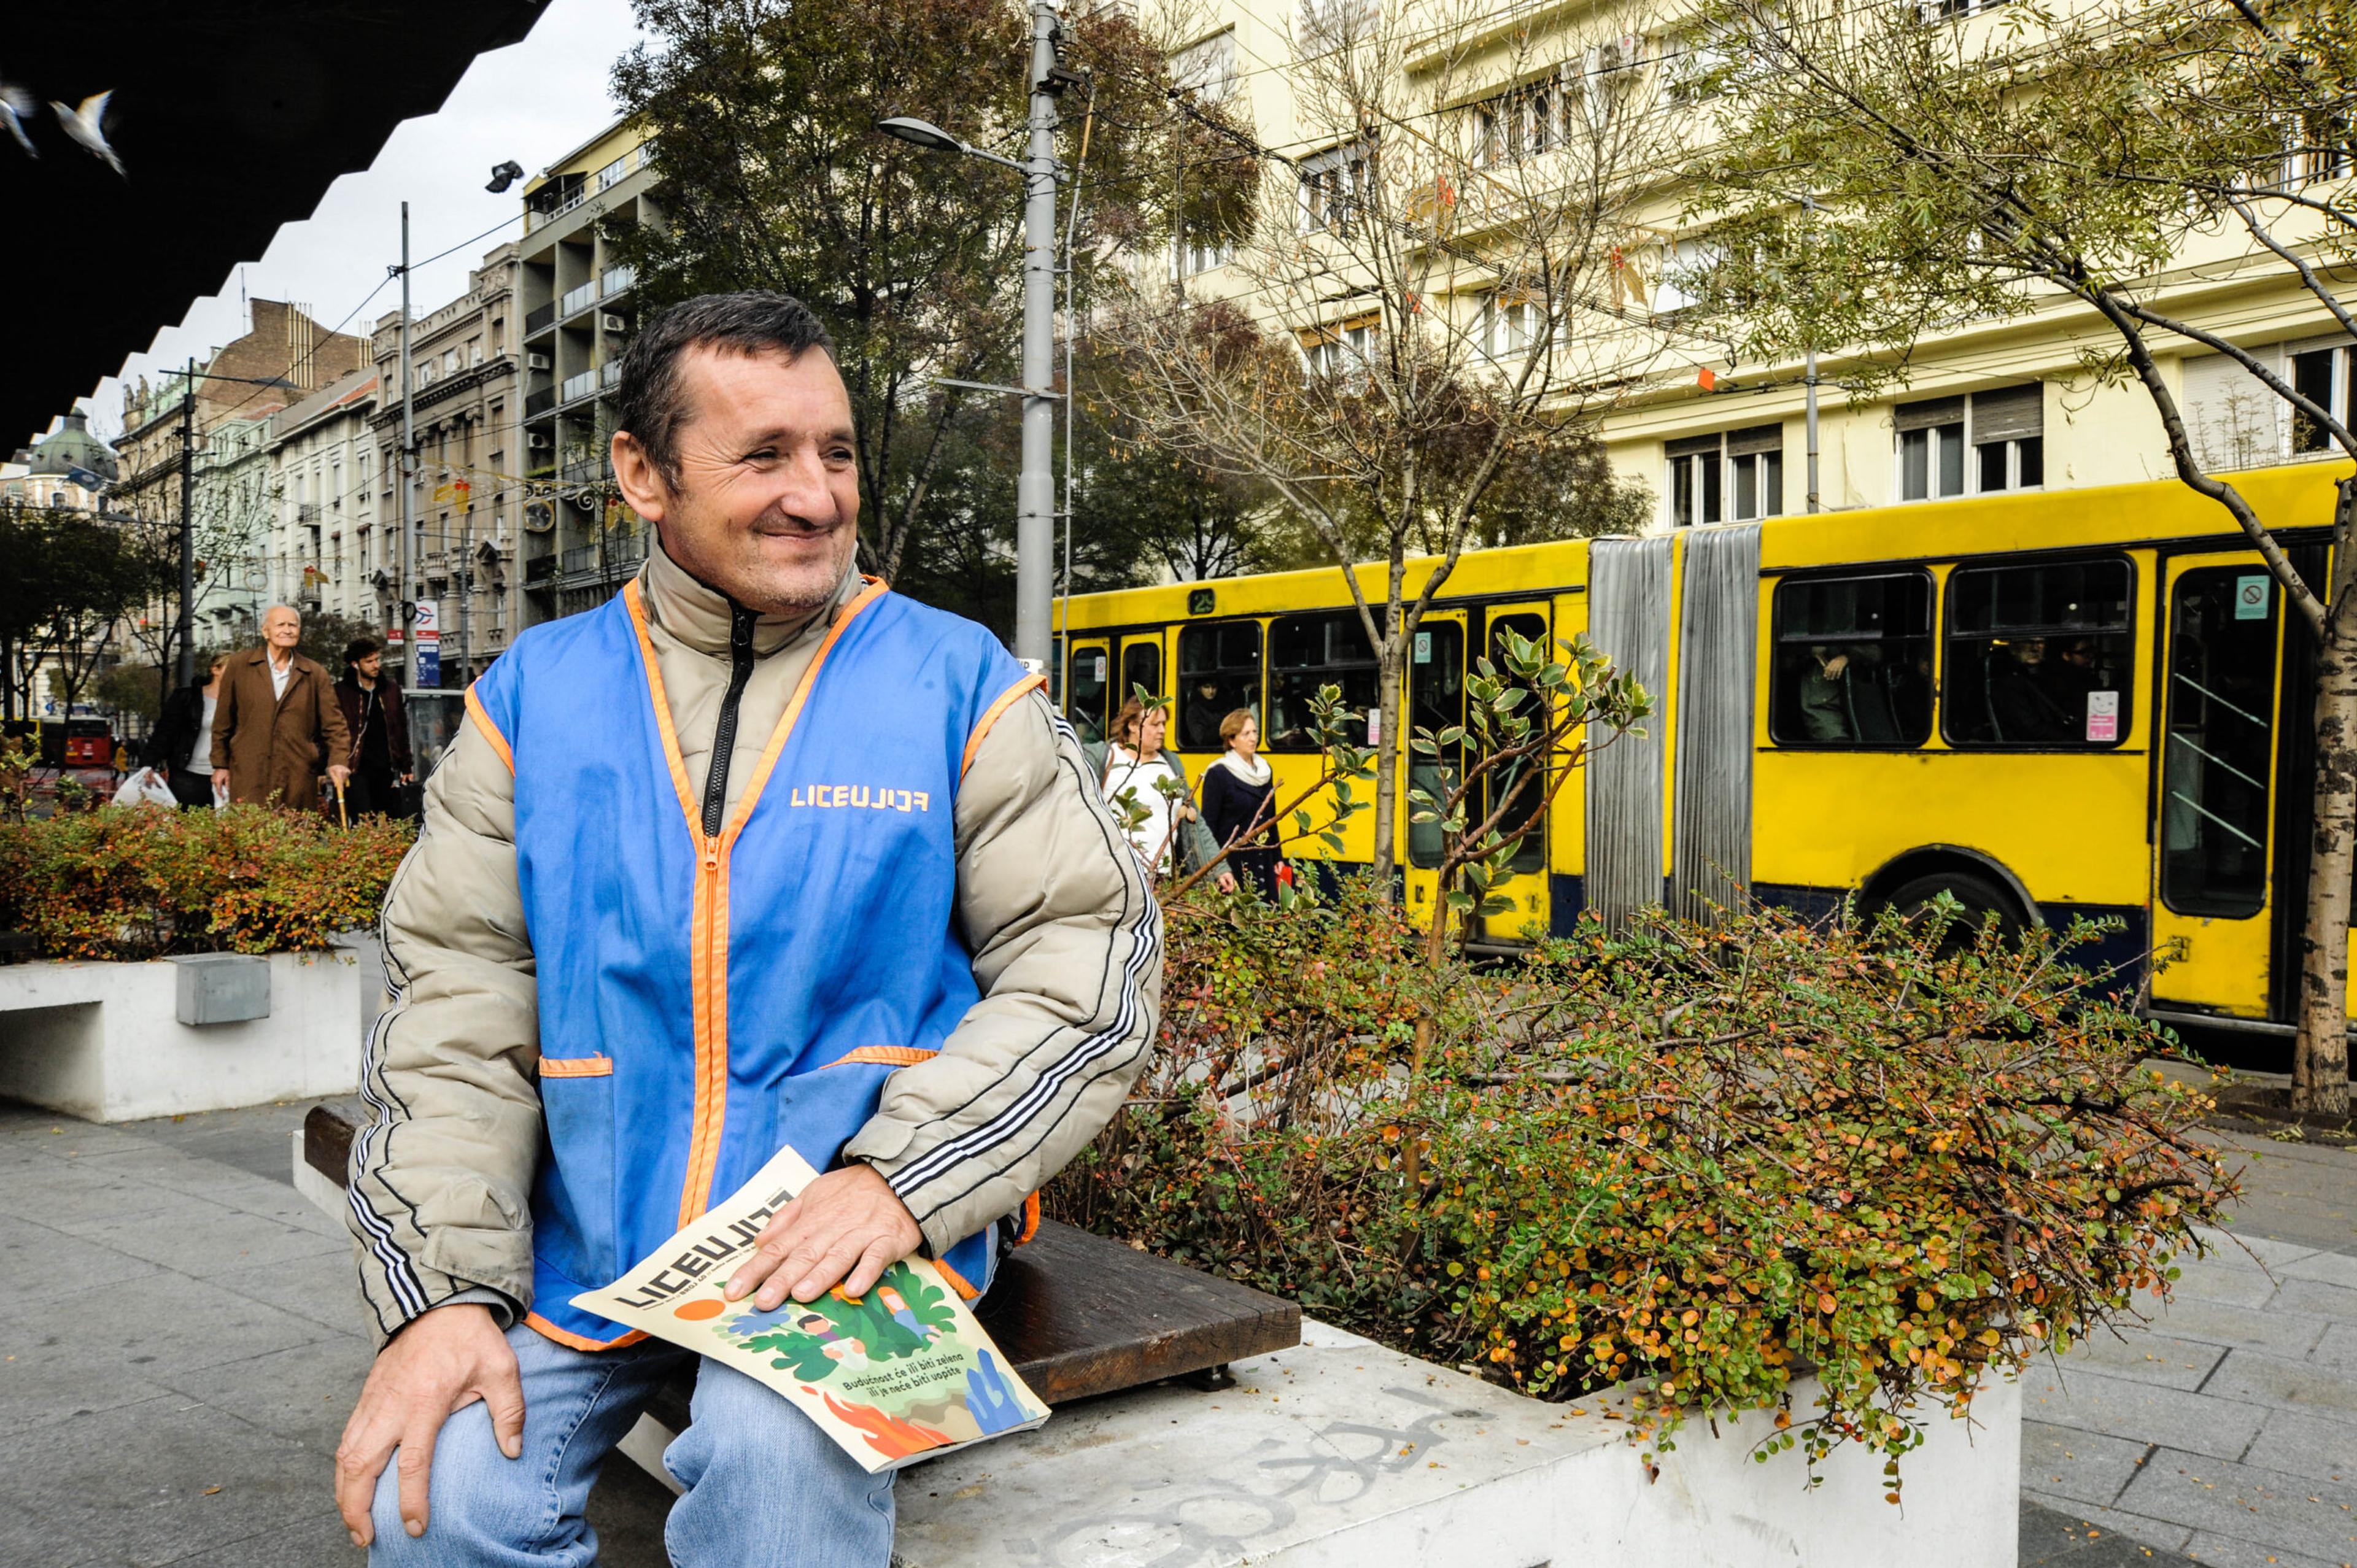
<box><xmin>842</xmin><ymin>689</ymin><xmax>1162</xmax><ymax>1254</ymax></box>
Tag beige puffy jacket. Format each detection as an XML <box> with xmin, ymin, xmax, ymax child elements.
<box><xmin>345</xmin><ymin>545</ymin><xmax>1159</xmax><ymax>1340</ymax></box>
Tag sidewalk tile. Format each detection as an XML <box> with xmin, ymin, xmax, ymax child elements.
<box><xmin>0</xmin><ymin>1211</ymin><xmax>166</xmax><ymax>1312</ymax></box>
<box><xmin>0</xmin><ymin>1398</ymin><xmax>333</xmax><ymax>1567</ymax></box>
<box><xmin>6</xmin><ymin>1273</ymin><xmax>332</xmax><ymax>1381</ymax></box>
<box><xmin>2167</xmin><ymin>1261</ymin><xmax>2283</xmax><ymax>1311</ymax></box>
<box><xmin>164</xmin><ymin>1512</ymin><xmax>360</xmax><ymax>1567</ymax></box>
<box><xmin>2203</xmin><ymin>1231</ymin><xmax>2326</xmax><ymax>1270</ymax></box>
<box><xmin>160</xmin><ymin>1336</ymin><xmax>373</xmax><ymax>1452</ymax></box>
<box><xmin>2282</xmin><ymin>1254</ymin><xmax>2357</xmax><ymax>1294</ymax></box>
<box><xmin>0</xmin><ymin>1312</ymin><xmax>174</xmax><ymax>1432</ymax></box>
<box><xmin>2243</xmin><ymin>1410</ymin><xmax>2357</xmax><ymax>1487</ymax></box>
<box><xmin>2183</xmin><ymin>1529</ymin><xmax>2350</xmax><ymax>1567</ymax></box>
<box><xmin>2022</xmin><ymin>1365</ymin><xmax>2269</xmax><ymax>1461</ymax></box>
<box><xmin>2207</xmin><ymin>1353</ymin><xmax>2357</xmax><ymax>1424</ymax></box>
<box><xmin>2021</xmin><ymin>1491</ymin><xmax>2194</xmax><ymax>1554</ymax></box>
<box><xmin>2068</xmin><ymin>1329</ymin><xmax>2229</xmax><ymax>1391</ymax></box>
<box><xmin>73</xmin><ymin>1202</ymin><xmax>347</xmax><ymax>1281</ymax></box>
<box><xmin>0</xmin><ymin>1157</ymin><xmax>228</xmax><ymax>1233</ymax></box>
<box><xmin>2025</xmin><ymin>1421</ymin><xmax>2153</xmax><ymax>1508</ymax></box>
<box><xmin>217</xmin><ymin>1245</ymin><xmax>371</xmax><ymax>1337</ymax></box>
<box><xmin>2138</xmin><ymin>1296</ymin><xmax>2332</xmax><ymax>1359</ymax></box>
<box><xmin>2276</xmin><ymin>1281</ymin><xmax>2357</xmax><ymax>1324</ymax></box>
<box><xmin>2314</xmin><ymin>1325</ymin><xmax>2357</xmax><ymax>1373</ymax></box>
<box><xmin>2114</xmin><ymin>1448</ymin><xmax>2357</xmax><ymax>1562</ymax></box>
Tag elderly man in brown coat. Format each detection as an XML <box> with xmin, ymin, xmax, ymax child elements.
<box><xmin>212</xmin><ymin>604</ymin><xmax>352</xmax><ymax>810</ymax></box>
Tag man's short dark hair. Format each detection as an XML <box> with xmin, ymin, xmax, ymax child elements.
<box><xmin>344</xmin><ymin>635</ymin><xmax>382</xmax><ymax>666</ymax></box>
<box><xmin>615</xmin><ymin>292</ymin><xmax>836</xmax><ymax>489</ymax></box>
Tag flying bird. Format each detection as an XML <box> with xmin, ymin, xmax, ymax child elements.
<box><xmin>52</xmin><ymin>90</ymin><xmax>122</xmax><ymax>176</ymax></box>
<box><xmin>0</xmin><ymin>81</ymin><xmax>33</xmax><ymax>156</ymax></box>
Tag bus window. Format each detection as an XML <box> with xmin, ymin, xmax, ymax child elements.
<box><xmin>1067</xmin><ymin>644</ymin><xmax>1111</xmax><ymax>746</ymax></box>
<box><xmin>1175</xmin><ymin>621</ymin><xmax>1261</xmax><ymax>752</ymax></box>
<box><xmin>1121</xmin><ymin>642</ymin><xmax>1163</xmax><ymax>708</ymax></box>
<box><xmin>1268</xmin><ymin>611</ymin><xmax>1378</xmax><ymax>752</ymax></box>
<box><xmin>1768</xmin><ymin>573</ymin><xmax>1934</xmax><ymax>747</ymax></box>
<box><xmin>1407</xmin><ymin>620</ymin><xmax>1465</xmax><ymax>869</ymax></box>
<box><xmin>1945</xmin><ymin>558</ymin><xmax>2134</xmax><ymax>748</ymax></box>
<box><xmin>1484</xmin><ymin>612</ymin><xmax>1551</xmax><ymax>871</ymax></box>
<box><xmin>2162</xmin><ymin>568</ymin><xmax>2278</xmax><ymax>918</ymax></box>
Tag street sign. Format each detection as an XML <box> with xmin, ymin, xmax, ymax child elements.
<box><xmin>415</xmin><ymin>598</ymin><xmax>441</xmax><ymax>687</ymax></box>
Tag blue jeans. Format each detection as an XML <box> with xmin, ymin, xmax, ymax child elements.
<box><xmin>369</xmin><ymin>1321</ymin><xmax>895</xmax><ymax>1567</ymax></box>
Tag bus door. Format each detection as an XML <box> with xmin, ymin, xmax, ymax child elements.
<box><xmin>1116</xmin><ymin>635</ymin><xmax>1164</xmax><ymax>713</ymax></box>
<box><xmin>1402</xmin><ymin>610</ymin><xmax>1469</xmax><ymax>924</ymax></box>
<box><xmin>1480</xmin><ymin>601</ymin><xmax>1555</xmax><ymax>944</ymax></box>
<box><xmin>1066</xmin><ymin>637</ymin><xmax>1112</xmax><ymax>748</ymax></box>
<box><xmin>2151</xmin><ymin>554</ymin><xmax>2283</xmax><ymax>1020</ymax></box>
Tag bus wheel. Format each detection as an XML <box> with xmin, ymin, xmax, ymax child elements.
<box><xmin>1878</xmin><ymin>871</ymin><xmax>2027</xmax><ymax>952</ymax></box>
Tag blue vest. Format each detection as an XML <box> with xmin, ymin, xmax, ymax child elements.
<box><xmin>468</xmin><ymin>577</ymin><xmax>1039</xmax><ymax>1348</ymax></box>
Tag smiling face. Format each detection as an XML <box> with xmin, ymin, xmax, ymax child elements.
<box><xmin>611</xmin><ymin>344</ymin><xmax>861</xmax><ymax>617</ymax></box>
<box><xmin>262</xmin><ymin>607</ymin><xmax>300</xmax><ymax>654</ymax></box>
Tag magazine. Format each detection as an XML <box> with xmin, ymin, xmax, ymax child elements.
<box><xmin>572</xmin><ymin>1143</ymin><xmax>1050</xmax><ymax>1473</ymax></box>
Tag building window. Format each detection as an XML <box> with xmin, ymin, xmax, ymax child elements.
<box><xmin>1769</xmin><ymin>571</ymin><xmax>1935</xmax><ymax>747</ymax></box>
<box><xmin>1897</xmin><ymin>395</ymin><xmax>1966</xmax><ymax>500</ymax></box>
<box><xmin>1177</xmin><ymin>620</ymin><xmax>1263</xmax><ymax>752</ymax></box>
<box><xmin>1298</xmin><ymin>144</ymin><xmax>1369</xmax><ymax>234</ymax></box>
<box><xmin>1172</xmin><ymin>233</ymin><xmax>1235</xmax><ymax>280</ymax></box>
<box><xmin>1305</xmin><ymin>317</ymin><xmax>1376</xmax><ymax>377</ymax></box>
<box><xmin>1665</xmin><ymin>424</ymin><xmax>1783</xmax><ymax>527</ymax></box>
<box><xmin>2292</xmin><ymin>341</ymin><xmax>2351</xmax><ymax>452</ymax></box>
<box><xmin>1484</xmin><ymin>296</ymin><xmax>1539</xmax><ymax>358</ymax></box>
<box><xmin>1943</xmin><ymin>557</ymin><xmax>2134</xmax><ymax>749</ymax></box>
<box><xmin>1922</xmin><ymin>0</ymin><xmax>2013</xmax><ymax>17</ymax></box>
<box><xmin>1171</xmin><ymin>29</ymin><xmax>1236</xmax><ymax>102</ymax></box>
<box><xmin>1266</xmin><ymin>611</ymin><xmax>1377</xmax><ymax>752</ymax></box>
<box><xmin>1473</xmin><ymin>77</ymin><xmax>1558</xmax><ymax>167</ymax></box>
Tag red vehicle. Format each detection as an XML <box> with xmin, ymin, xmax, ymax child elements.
<box><xmin>3</xmin><ymin>717</ymin><xmax>120</xmax><ymax>805</ymax></box>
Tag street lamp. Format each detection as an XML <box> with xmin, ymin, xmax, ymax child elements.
<box><xmin>873</xmin><ymin>0</ymin><xmax>1069</xmax><ymax>674</ymax></box>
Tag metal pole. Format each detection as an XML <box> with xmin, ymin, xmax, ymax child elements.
<box><xmin>177</xmin><ymin>358</ymin><xmax>196</xmax><ymax>687</ymax></box>
<box><xmin>1013</xmin><ymin>0</ymin><xmax>1062</xmax><ymax>673</ymax></box>
<box><xmin>1805</xmin><ymin>345</ymin><xmax>1821</xmax><ymax>515</ymax></box>
<box><xmin>398</xmin><ymin>202</ymin><xmax>419</xmax><ymax>688</ymax></box>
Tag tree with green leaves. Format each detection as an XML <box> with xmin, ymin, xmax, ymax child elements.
<box><xmin>0</xmin><ymin>504</ymin><xmax>168</xmax><ymax>724</ymax></box>
<box><xmin>1686</xmin><ymin>0</ymin><xmax>2357</xmax><ymax>1110</ymax></box>
<box><xmin>609</xmin><ymin>0</ymin><xmax>1248</xmax><ymax>583</ymax></box>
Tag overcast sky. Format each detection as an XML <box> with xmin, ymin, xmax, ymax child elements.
<box><xmin>77</xmin><ymin>0</ymin><xmax>652</xmax><ymax>443</ymax></box>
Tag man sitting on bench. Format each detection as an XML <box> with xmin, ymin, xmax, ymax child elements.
<box><xmin>333</xmin><ymin>291</ymin><xmax>1161</xmax><ymax>1567</ymax></box>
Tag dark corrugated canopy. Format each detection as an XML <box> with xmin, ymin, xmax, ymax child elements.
<box><xmin>3</xmin><ymin>0</ymin><xmax>552</xmax><ymax>447</ymax></box>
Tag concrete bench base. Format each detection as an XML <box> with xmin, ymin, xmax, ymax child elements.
<box><xmin>893</xmin><ymin>1320</ymin><xmax>2019</xmax><ymax>1568</ymax></box>
<box><xmin>0</xmin><ymin>941</ymin><xmax>380</xmax><ymax>1121</ymax></box>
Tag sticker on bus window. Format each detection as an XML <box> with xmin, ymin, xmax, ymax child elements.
<box><xmin>1366</xmin><ymin>708</ymin><xmax>1382</xmax><ymax>746</ymax></box>
<box><xmin>1091</xmin><ymin>655</ymin><xmax>1107</xmax><ymax>682</ymax></box>
<box><xmin>1414</xmin><ymin>631</ymin><xmax>1431</xmax><ymax>665</ymax></box>
<box><xmin>2235</xmin><ymin>575</ymin><xmax>2270</xmax><ymax>620</ymax></box>
<box><xmin>2086</xmin><ymin>690</ymin><xmax>2119</xmax><ymax>743</ymax></box>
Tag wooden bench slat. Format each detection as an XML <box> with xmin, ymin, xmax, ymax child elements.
<box><xmin>306</xmin><ymin>1103</ymin><xmax>1300</xmax><ymax>1412</ymax></box>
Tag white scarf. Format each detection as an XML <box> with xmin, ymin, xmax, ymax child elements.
<box><xmin>1207</xmin><ymin>750</ymin><xmax>1271</xmax><ymax>786</ymax></box>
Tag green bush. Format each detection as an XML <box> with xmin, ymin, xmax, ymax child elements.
<box><xmin>1047</xmin><ymin>879</ymin><xmax>2236</xmax><ymax>1484</ymax></box>
<box><xmin>0</xmin><ymin>804</ymin><xmax>412</xmax><ymax>959</ymax></box>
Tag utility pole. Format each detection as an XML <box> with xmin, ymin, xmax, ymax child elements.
<box><xmin>396</xmin><ymin>202</ymin><xmax>419</xmax><ymax>689</ymax></box>
<box><xmin>177</xmin><ymin>357</ymin><xmax>196</xmax><ymax>687</ymax></box>
<box><xmin>1013</xmin><ymin>0</ymin><xmax>1064</xmax><ymax>674</ymax></box>
<box><xmin>1805</xmin><ymin>346</ymin><xmax>1821</xmax><ymax>515</ymax></box>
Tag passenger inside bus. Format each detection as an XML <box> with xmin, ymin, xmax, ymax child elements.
<box><xmin>1769</xmin><ymin>571</ymin><xmax>1934</xmax><ymax>747</ymax></box>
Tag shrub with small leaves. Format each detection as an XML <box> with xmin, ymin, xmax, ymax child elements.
<box><xmin>1047</xmin><ymin>879</ymin><xmax>2237</xmax><ymax>1485</ymax></box>
<box><xmin>0</xmin><ymin>804</ymin><xmax>412</xmax><ymax>959</ymax></box>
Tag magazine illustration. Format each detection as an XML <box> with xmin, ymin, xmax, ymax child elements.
<box><xmin>573</xmin><ymin>1143</ymin><xmax>1050</xmax><ymax>1472</ymax></box>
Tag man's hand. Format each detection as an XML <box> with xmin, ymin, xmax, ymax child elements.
<box><xmin>211</xmin><ymin>767</ymin><xmax>230</xmax><ymax>797</ymax></box>
<box><xmin>327</xmin><ymin>763</ymin><xmax>353</xmax><ymax>790</ymax></box>
<box><xmin>724</xmin><ymin>1162</ymin><xmax>922</xmax><ymax>1311</ymax></box>
<box><xmin>334</xmin><ymin>1303</ymin><xmax>523</xmax><ymax>1548</ymax></box>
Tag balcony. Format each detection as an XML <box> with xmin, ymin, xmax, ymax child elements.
<box><xmin>560</xmin><ymin>370</ymin><xmax>598</xmax><ymax>405</ymax></box>
<box><xmin>600</xmin><ymin>265</ymin><xmax>636</xmax><ymax>299</ymax></box>
<box><xmin>560</xmin><ymin>281</ymin><xmax>598</xmax><ymax>319</ymax></box>
<box><xmin>525</xmin><ymin>387</ymin><xmax>556</xmax><ymax>419</ymax></box>
<box><xmin>560</xmin><ymin>543</ymin><xmax>598</xmax><ymax>574</ymax></box>
<box><xmin>525</xmin><ymin>301</ymin><xmax>555</xmax><ymax>336</ymax></box>
<box><xmin>559</xmin><ymin>455</ymin><xmax>606</xmax><ymax>484</ymax></box>
<box><xmin>601</xmin><ymin>360</ymin><xmax>623</xmax><ymax>390</ymax></box>
<box><xmin>524</xmin><ymin>554</ymin><xmax>555</xmax><ymax>585</ymax></box>
<box><xmin>297</xmin><ymin>503</ymin><xmax>320</xmax><ymax>523</ymax></box>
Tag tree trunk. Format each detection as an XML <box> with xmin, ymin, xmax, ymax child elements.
<box><xmin>1371</xmin><ymin>643</ymin><xmax>1403</xmax><ymax>889</ymax></box>
<box><xmin>2297</xmin><ymin>501</ymin><xmax>2357</xmax><ymax>1114</ymax></box>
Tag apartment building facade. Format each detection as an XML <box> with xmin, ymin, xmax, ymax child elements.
<box><xmin>266</xmin><ymin>369</ymin><xmax>381</xmax><ymax>625</ymax></box>
<box><xmin>515</xmin><ymin>120</ymin><xmax>659</xmax><ymax>624</ymax></box>
<box><xmin>1169</xmin><ymin>0</ymin><xmax>2350</xmax><ymax>536</ymax></box>
<box><xmin>368</xmin><ymin>243</ymin><xmax>524</xmax><ymax>686</ymax></box>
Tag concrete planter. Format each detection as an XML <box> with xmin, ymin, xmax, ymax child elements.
<box><xmin>0</xmin><ymin>935</ymin><xmax>382</xmax><ymax>1121</ymax></box>
<box><xmin>894</xmin><ymin>1319</ymin><xmax>2019</xmax><ymax>1568</ymax></box>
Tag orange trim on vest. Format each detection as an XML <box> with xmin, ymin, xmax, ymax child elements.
<box><xmin>933</xmin><ymin>1257</ymin><xmax>981</xmax><ymax>1301</ymax></box>
<box><xmin>537</xmin><ymin>1055</ymin><xmax>614</xmax><ymax>1078</ymax></box>
<box><xmin>525</xmin><ymin>1310</ymin><xmax>648</xmax><ymax>1353</ymax></box>
<box><xmin>961</xmin><ymin>672</ymin><xmax>1047</xmax><ymax>780</ymax></box>
<box><xmin>1017</xmin><ymin>1190</ymin><xmax>1041</xmax><ymax>1246</ymax></box>
<box><xmin>464</xmin><ymin>686</ymin><xmax>514</xmax><ymax>774</ymax></box>
<box><xmin>825</xmin><ymin>1045</ymin><xmax>939</xmax><ymax>1068</ymax></box>
<box><xmin>622</xmin><ymin>575</ymin><xmax>894</xmax><ymax>1230</ymax></box>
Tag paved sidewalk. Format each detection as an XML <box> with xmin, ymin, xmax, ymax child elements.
<box><xmin>2024</xmin><ymin>1128</ymin><xmax>2357</xmax><ymax>1567</ymax></box>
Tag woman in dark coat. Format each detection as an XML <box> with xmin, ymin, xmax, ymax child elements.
<box><xmin>1198</xmin><ymin>708</ymin><xmax>1280</xmax><ymax>902</ymax></box>
<box><xmin>333</xmin><ymin>636</ymin><xmax>415</xmax><ymax>820</ymax></box>
<box><xmin>144</xmin><ymin>653</ymin><xmax>230</xmax><ymax>808</ymax></box>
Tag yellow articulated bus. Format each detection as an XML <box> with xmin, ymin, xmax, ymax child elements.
<box><xmin>1054</xmin><ymin>460</ymin><xmax>2352</xmax><ymax>1041</ymax></box>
